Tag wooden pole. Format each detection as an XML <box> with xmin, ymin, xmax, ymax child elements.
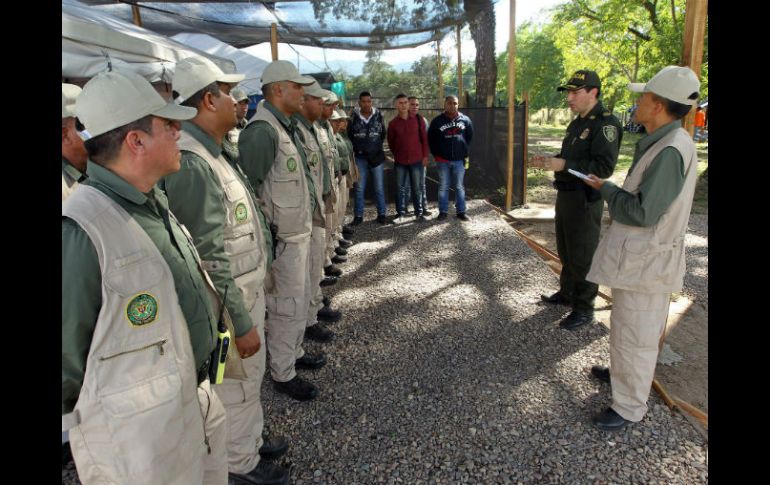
<box><xmin>681</xmin><ymin>0</ymin><xmax>707</xmax><ymax>136</ymax></box>
<box><xmin>437</xmin><ymin>40</ymin><xmax>444</xmax><ymax>108</ymax></box>
<box><xmin>270</xmin><ymin>23</ymin><xmax>279</xmax><ymax>61</ymax></box>
<box><xmin>505</xmin><ymin>0</ymin><xmax>517</xmax><ymax>211</ymax></box>
<box><xmin>523</xmin><ymin>91</ymin><xmax>529</xmax><ymax>205</ymax></box>
<box><xmin>457</xmin><ymin>25</ymin><xmax>463</xmax><ymax>108</ymax></box>
<box><xmin>131</xmin><ymin>5</ymin><xmax>142</xmax><ymax>27</ymax></box>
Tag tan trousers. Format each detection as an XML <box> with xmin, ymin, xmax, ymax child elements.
<box><xmin>306</xmin><ymin>226</ymin><xmax>326</xmax><ymax>329</ymax></box>
<box><xmin>199</xmin><ymin>378</ymin><xmax>229</xmax><ymax>485</ymax></box>
<box><xmin>334</xmin><ymin>176</ymin><xmax>347</xmax><ymax>238</ymax></box>
<box><xmin>265</xmin><ymin>237</ymin><xmax>311</xmax><ymax>382</ymax></box>
<box><xmin>609</xmin><ymin>289</ymin><xmax>670</xmax><ymax>422</ymax></box>
<box><xmin>213</xmin><ymin>288</ymin><xmax>266</xmax><ymax>475</ymax></box>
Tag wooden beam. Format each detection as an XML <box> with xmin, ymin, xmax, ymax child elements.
<box><xmin>681</xmin><ymin>0</ymin><xmax>707</xmax><ymax>135</ymax></box>
<box><xmin>437</xmin><ymin>40</ymin><xmax>444</xmax><ymax>108</ymax></box>
<box><xmin>131</xmin><ymin>4</ymin><xmax>142</xmax><ymax>27</ymax></box>
<box><xmin>457</xmin><ymin>25</ymin><xmax>463</xmax><ymax>108</ymax></box>
<box><xmin>270</xmin><ymin>23</ymin><xmax>278</xmax><ymax>61</ymax></box>
<box><xmin>505</xmin><ymin>0</ymin><xmax>516</xmax><ymax>211</ymax></box>
<box><xmin>523</xmin><ymin>91</ymin><xmax>529</xmax><ymax>205</ymax></box>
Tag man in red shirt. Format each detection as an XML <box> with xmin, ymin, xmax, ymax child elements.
<box><xmin>387</xmin><ymin>93</ymin><xmax>429</xmax><ymax>220</ymax></box>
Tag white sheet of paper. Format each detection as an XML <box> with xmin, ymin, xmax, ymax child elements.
<box><xmin>567</xmin><ymin>168</ymin><xmax>590</xmax><ymax>180</ymax></box>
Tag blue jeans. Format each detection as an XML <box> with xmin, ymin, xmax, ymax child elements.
<box><xmin>405</xmin><ymin>164</ymin><xmax>429</xmax><ymax>209</ymax></box>
<box><xmin>395</xmin><ymin>163</ymin><xmax>424</xmax><ymax>216</ymax></box>
<box><xmin>354</xmin><ymin>157</ymin><xmax>386</xmax><ymax>217</ymax></box>
<box><xmin>437</xmin><ymin>160</ymin><xmax>466</xmax><ymax>214</ymax></box>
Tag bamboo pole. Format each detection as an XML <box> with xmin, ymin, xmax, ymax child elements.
<box><xmin>523</xmin><ymin>91</ymin><xmax>529</xmax><ymax>205</ymax></box>
<box><xmin>505</xmin><ymin>0</ymin><xmax>516</xmax><ymax>211</ymax></box>
<box><xmin>131</xmin><ymin>5</ymin><xmax>142</xmax><ymax>27</ymax></box>
<box><xmin>457</xmin><ymin>25</ymin><xmax>463</xmax><ymax>108</ymax></box>
<box><xmin>681</xmin><ymin>0</ymin><xmax>707</xmax><ymax>136</ymax></box>
<box><xmin>270</xmin><ymin>23</ymin><xmax>279</xmax><ymax>61</ymax></box>
<box><xmin>437</xmin><ymin>40</ymin><xmax>444</xmax><ymax>108</ymax></box>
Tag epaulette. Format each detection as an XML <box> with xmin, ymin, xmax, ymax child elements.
<box><xmin>602</xmin><ymin>111</ymin><xmax>611</xmax><ymax>116</ymax></box>
<box><xmin>589</xmin><ymin>115</ymin><xmax>596</xmax><ymax>120</ymax></box>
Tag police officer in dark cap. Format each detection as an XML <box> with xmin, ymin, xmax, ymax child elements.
<box><xmin>531</xmin><ymin>70</ymin><xmax>622</xmax><ymax>330</ymax></box>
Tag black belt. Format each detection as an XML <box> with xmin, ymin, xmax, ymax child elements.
<box><xmin>197</xmin><ymin>357</ymin><xmax>211</xmax><ymax>385</ymax></box>
<box><xmin>553</xmin><ymin>180</ymin><xmax>582</xmax><ymax>191</ymax></box>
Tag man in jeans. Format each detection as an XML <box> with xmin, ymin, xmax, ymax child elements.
<box><xmin>387</xmin><ymin>93</ymin><xmax>429</xmax><ymax>221</ymax></box>
<box><xmin>408</xmin><ymin>96</ymin><xmax>432</xmax><ymax>216</ymax></box>
<box><xmin>347</xmin><ymin>91</ymin><xmax>391</xmax><ymax>225</ymax></box>
<box><xmin>428</xmin><ymin>95</ymin><xmax>474</xmax><ymax>221</ymax></box>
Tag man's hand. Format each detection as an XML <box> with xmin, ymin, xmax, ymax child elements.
<box><xmin>530</xmin><ymin>155</ymin><xmax>565</xmax><ymax>171</ymax></box>
<box><xmin>235</xmin><ymin>326</ymin><xmax>261</xmax><ymax>358</ymax></box>
<box><xmin>422</xmin><ymin>157</ymin><xmax>429</xmax><ymax>167</ymax></box>
<box><xmin>582</xmin><ymin>174</ymin><xmax>605</xmax><ymax>190</ymax></box>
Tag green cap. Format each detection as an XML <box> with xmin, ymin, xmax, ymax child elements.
<box><xmin>557</xmin><ymin>70</ymin><xmax>601</xmax><ymax>92</ymax></box>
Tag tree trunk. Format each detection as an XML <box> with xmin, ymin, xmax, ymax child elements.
<box><xmin>467</xmin><ymin>0</ymin><xmax>496</xmax><ymax>107</ymax></box>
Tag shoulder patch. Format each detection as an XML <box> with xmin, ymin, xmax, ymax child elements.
<box><xmin>602</xmin><ymin>125</ymin><xmax>618</xmax><ymax>143</ymax></box>
<box><xmin>602</xmin><ymin>111</ymin><xmax>611</xmax><ymax>117</ymax></box>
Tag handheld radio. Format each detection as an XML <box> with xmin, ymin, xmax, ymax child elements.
<box><xmin>209</xmin><ymin>285</ymin><xmax>231</xmax><ymax>384</ymax></box>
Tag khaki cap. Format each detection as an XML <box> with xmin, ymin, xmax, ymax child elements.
<box><xmin>260</xmin><ymin>60</ymin><xmax>315</xmax><ymax>86</ymax></box>
<box><xmin>330</xmin><ymin>108</ymin><xmax>348</xmax><ymax>120</ymax></box>
<box><xmin>304</xmin><ymin>80</ymin><xmax>332</xmax><ymax>99</ymax></box>
<box><xmin>173</xmin><ymin>56</ymin><xmax>245</xmax><ymax>103</ymax></box>
<box><xmin>75</xmin><ymin>70</ymin><xmax>197</xmax><ymax>138</ymax></box>
<box><xmin>62</xmin><ymin>83</ymin><xmax>82</xmax><ymax>118</ymax></box>
<box><xmin>231</xmin><ymin>87</ymin><xmax>249</xmax><ymax>103</ymax></box>
<box><xmin>628</xmin><ymin>66</ymin><xmax>700</xmax><ymax>106</ymax></box>
<box><xmin>324</xmin><ymin>92</ymin><xmax>339</xmax><ymax>105</ymax></box>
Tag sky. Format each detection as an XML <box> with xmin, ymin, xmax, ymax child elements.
<box><xmin>242</xmin><ymin>0</ymin><xmax>567</xmax><ymax>75</ymax></box>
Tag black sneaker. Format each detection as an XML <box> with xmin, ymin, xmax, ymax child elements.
<box><xmin>456</xmin><ymin>212</ymin><xmax>470</xmax><ymax>222</ymax></box>
<box><xmin>320</xmin><ymin>275</ymin><xmax>338</xmax><ymax>287</ymax></box>
<box><xmin>322</xmin><ymin>295</ymin><xmax>331</xmax><ymax>307</ymax></box>
<box><xmin>258</xmin><ymin>435</ymin><xmax>289</xmax><ymax>461</ymax></box>
<box><xmin>376</xmin><ymin>214</ymin><xmax>394</xmax><ymax>225</ymax></box>
<box><xmin>305</xmin><ymin>324</ymin><xmax>334</xmax><ymax>342</ymax></box>
<box><xmin>338</xmin><ymin>238</ymin><xmax>353</xmax><ymax>248</ymax></box>
<box><xmin>317</xmin><ymin>306</ymin><xmax>342</xmax><ymax>323</ymax></box>
<box><xmin>559</xmin><ymin>311</ymin><xmax>597</xmax><ymax>330</ymax></box>
<box><xmin>437</xmin><ymin>212</ymin><xmax>448</xmax><ymax>220</ymax></box>
<box><xmin>228</xmin><ymin>458</ymin><xmax>290</xmax><ymax>485</ymax></box>
<box><xmin>334</xmin><ymin>246</ymin><xmax>348</xmax><ymax>256</ymax></box>
<box><xmin>423</xmin><ymin>209</ymin><xmax>433</xmax><ymax>216</ymax></box>
<box><xmin>295</xmin><ymin>352</ymin><xmax>327</xmax><ymax>370</ymax></box>
<box><xmin>273</xmin><ymin>376</ymin><xmax>319</xmax><ymax>401</ymax></box>
<box><xmin>331</xmin><ymin>255</ymin><xmax>348</xmax><ymax>264</ymax></box>
<box><xmin>324</xmin><ymin>265</ymin><xmax>342</xmax><ymax>277</ymax></box>
<box><xmin>351</xmin><ymin>216</ymin><xmax>363</xmax><ymax>226</ymax></box>
<box><xmin>342</xmin><ymin>225</ymin><xmax>354</xmax><ymax>236</ymax></box>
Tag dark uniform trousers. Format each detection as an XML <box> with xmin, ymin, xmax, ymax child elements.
<box><xmin>553</xmin><ymin>101</ymin><xmax>621</xmax><ymax>313</ymax></box>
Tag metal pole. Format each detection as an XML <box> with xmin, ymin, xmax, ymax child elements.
<box><xmin>457</xmin><ymin>25</ymin><xmax>463</xmax><ymax>108</ymax></box>
<box><xmin>505</xmin><ymin>0</ymin><xmax>517</xmax><ymax>211</ymax></box>
<box><xmin>681</xmin><ymin>0</ymin><xmax>708</xmax><ymax>137</ymax></box>
<box><xmin>437</xmin><ymin>40</ymin><xmax>444</xmax><ymax>108</ymax></box>
<box><xmin>271</xmin><ymin>23</ymin><xmax>279</xmax><ymax>61</ymax></box>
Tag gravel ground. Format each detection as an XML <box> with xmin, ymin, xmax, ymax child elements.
<box><xmin>63</xmin><ymin>199</ymin><xmax>708</xmax><ymax>484</ymax></box>
<box><xmin>682</xmin><ymin>214</ymin><xmax>708</xmax><ymax>305</ymax></box>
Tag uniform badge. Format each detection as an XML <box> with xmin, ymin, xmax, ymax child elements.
<box><xmin>579</xmin><ymin>128</ymin><xmax>590</xmax><ymax>139</ymax></box>
<box><xmin>126</xmin><ymin>293</ymin><xmax>158</xmax><ymax>326</ymax></box>
<box><xmin>286</xmin><ymin>157</ymin><xmax>297</xmax><ymax>172</ymax></box>
<box><xmin>309</xmin><ymin>153</ymin><xmax>319</xmax><ymax>167</ymax></box>
<box><xmin>602</xmin><ymin>125</ymin><xmax>617</xmax><ymax>142</ymax></box>
<box><xmin>234</xmin><ymin>202</ymin><xmax>248</xmax><ymax>223</ymax></box>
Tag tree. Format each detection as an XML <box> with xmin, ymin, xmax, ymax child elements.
<box><xmin>466</xmin><ymin>0</ymin><xmax>497</xmax><ymax>106</ymax></box>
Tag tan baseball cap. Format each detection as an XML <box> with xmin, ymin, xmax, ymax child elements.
<box><xmin>173</xmin><ymin>56</ymin><xmax>245</xmax><ymax>103</ymax></box>
<box><xmin>260</xmin><ymin>60</ymin><xmax>315</xmax><ymax>86</ymax></box>
<box><xmin>62</xmin><ymin>83</ymin><xmax>82</xmax><ymax>118</ymax></box>
<box><xmin>628</xmin><ymin>66</ymin><xmax>700</xmax><ymax>106</ymax></box>
<box><xmin>324</xmin><ymin>92</ymin><xmax>339</xmax><ymax>105</ymax></box>
<box><xmin>231</xmin><ymin>87</ymin><xmax>249</xmax><ymax>103</ymax></box>
<box><xmin>304</xmin><ymin>80</ymin><xmax>332</xmax><ymax>99</ymax></box>
<box><xmin>75</xmin><ymin>70</ymin><xmax>197</xmax><ymax>138</ymax></box>
<box><xmin>330</xmin><ymin>108</ymin><xmax>348</xmax><ymax>120</ymax></box>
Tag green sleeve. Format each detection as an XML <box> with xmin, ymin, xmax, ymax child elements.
<box><xmin>162</xmin><ymin>154</ymin><xmax>253</xmax><ymax>337</ymax></box>
<box><xmin>565</xmin><ymin>119</ymin><xmax>621</xmax><ymax>178</ymax></box>
<box><xmin>238</xmin><ymin>121</ymin><xmax>277</xmax><ymax>191</ymax></box>
<box><xmin>62</xmin><ymin>218</ymin><xmax>102</xmax><ymax>414</ymax></box>
<box><xmin>600</xmin><ymin>147</ymin><xmax>685</xmax><ymax>227</ymax></box>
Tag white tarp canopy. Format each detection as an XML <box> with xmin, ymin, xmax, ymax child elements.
<box><xmin>171</xmin><ymin>33</ymin><xmax>269</xmax><ymax>95</ymax></box>
<box><xmin>62</xmin><ymin>0</ymin><xmax>235</xmax><ymax>83</ymax></box>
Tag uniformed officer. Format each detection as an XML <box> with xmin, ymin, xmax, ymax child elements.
<box><xmin>160</xmin><ymin>56</ymin><xmax>290</xmax><ymax>484</ymax></box>
<box><xmin>532</xmin><ymin>70</ymin><xmax>622</xmax><ymax>330</ymax></box>
<box><xmin>222</xmin><ymin>86</ymin><xmax>250</xmax><ymax>163</ymax></box>
<box><xmin>316</xmin><ymin>92</ymin><xmax>346</xmax><ymax>266</ymax></box>
<box><xmin>61</xmin><ymin>83</ymin><xmax>88</xmax><ymax>200</ymax></box>
<box><xmin>62</xmin><ymin>69</ymin><xmax>228</xmax><ymax>484</ymax></box>
<box><xmin>331</xmin><ymin>108</ymin><xmax>359</xmax><ymax>240</ymax></box>
<box><xmin>238</xmin><ymin>60</ymin><xmax>326</xmax><ymax>401</ymax></box>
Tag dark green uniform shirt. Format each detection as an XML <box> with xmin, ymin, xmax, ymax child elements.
<box><xmin>334</xmin><ymin>132</ymin><xmax>351</xmax><ymax>173</ymax></box>
<box><xmin>62</xmin><ymin>162</ymin><xmax>218</xmax><ymax>414</ymax></box>
<box><xmin>62</xmin><ymin>158</ymin><xmax>87</xmax><ymax>184</ymax></box>
<box><xmin>238</xmin><ymin>101</ymin><xmax>316</xmax><ymax>212</ymax></box>
<box><xmin>160</xmin><ymin>121</ymin><xmax>266</xmax><ymax>337</ymax></box>
<box><xmin>599</xmin><ymin>120</ymin><xmax>686</xmax><ymax>227</ymax></box>
<box><xmin>556</xmin><ymin>101</ymin><xmax>622</xmax><ymax>184</ymax></box>
<box><xmin>293</xmin><ymin>114</ymin><xmax>331</xmax><ymax>196</ymax></box>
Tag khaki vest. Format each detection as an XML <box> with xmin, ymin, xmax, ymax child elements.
<box><xmin>248</xmin><ymin>108</ymin><xmax>312</xmax><ymax>242</ymax></box>
<box><xmin>295</xmin><ymin>121</ymin><xmax>327</xmax><ymax>227</ymax></box>
<box><xmin>587</xmin><ymin>128</ymin><xmax>698</xmax><ymax>293</ymax></box>
<box><xmin>62</xmin><ymin>185</ymin><xmax>207</xmax><ymax>484</ymax></box>
<box><xmin>313</xmin><ymin>120</ymin><xmax>338</xmax><ymax>214</ymax></box>
<box><xmin>178</xmin><ymin>130</ymin><xmax>268</xmax><ymax>312</ymax></box>
<box><xmin>62</xmin><ymin>169</ymin><xmax>80</xmax><ymax>201</ymax></box>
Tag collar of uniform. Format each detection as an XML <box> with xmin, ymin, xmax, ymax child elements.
<box><xmin>85</xmin><ymin>160</ymin><xmax>149</xmax><ymax>205</ymax></box>
<box><xmin>581</xmin><ymin>101</ymin><xmax>605</xmax><ymax>120</ymax></box>
<box><xmin>62</xmin><ymin>158</ymin><xmax>86</xmax><ymax>181</ymax></box>
<box><xmin>316</xmin><ymin>118</ymin><xmax>330</xmax><ymax>129</ymax></box>
<box><xmin>636</xmin><ymin>119</ymin><xmax>682</xmax><ymax>154</ymax></box>
<box><xmin>263</xmin><ymin>100</ymin><xmax>294</xmax><ymax>133</ymax></box>
<box><xmin>181</xmin><ymin>121</ymin><xmax>222</xmax><ymax>159</ymax></box>
<box><xmin>292</xmin><ymin>113</ymin><xmax>314</xmax><ymax>131</ymax></box>
<box><xmin>237</xmin><ymin>118</ymin><xmax>247</xmax><ymax>129</ymax></box>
